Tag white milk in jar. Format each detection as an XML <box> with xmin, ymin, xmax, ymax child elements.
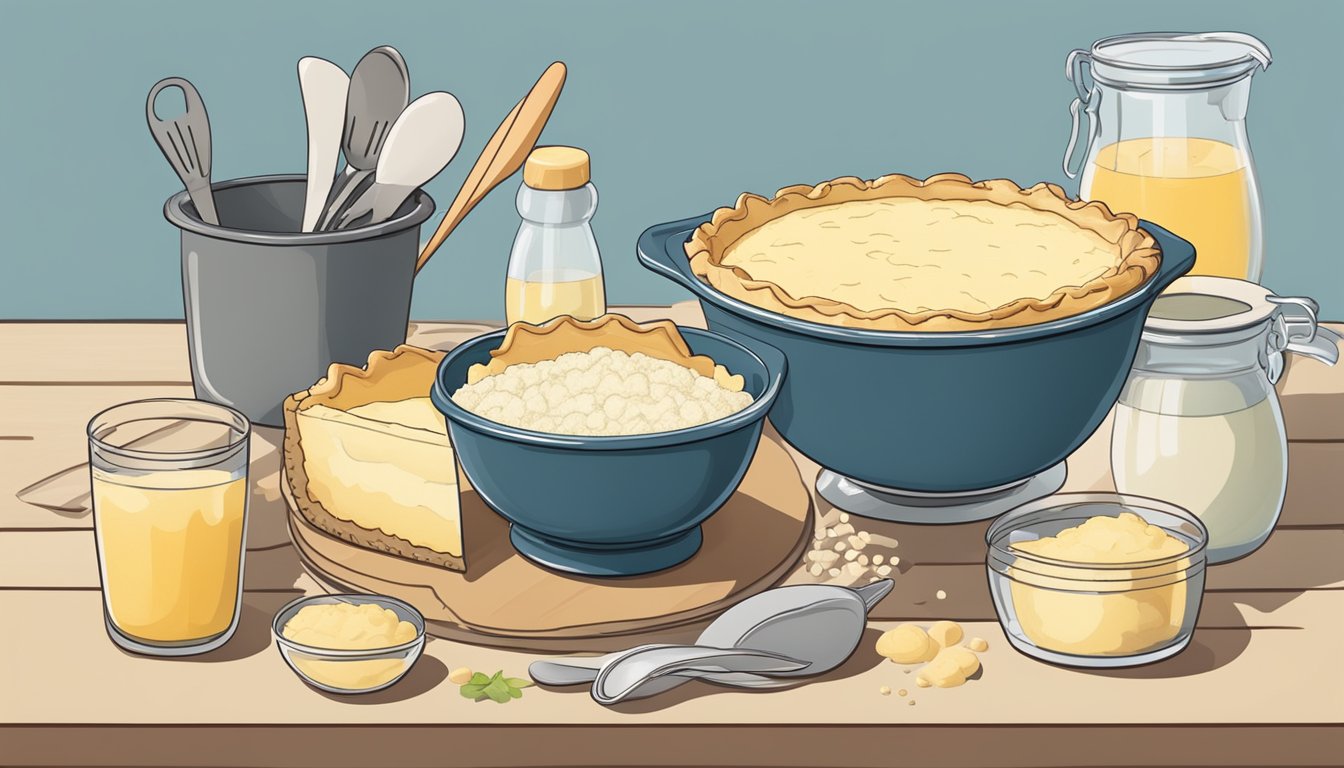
<box><xmin>1113</xmin><ymin>377</ymin><xmax>1285</xmax><ymax>559</ymax></box>
<box><xmin>1111</xmin><ymin>279</ymin><xmax>1339</xmax><ymax>563</ymax></box>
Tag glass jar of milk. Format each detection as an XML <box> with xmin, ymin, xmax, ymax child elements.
<box><xmin>1112</xmin><ymin>277</ymin><xmax>1339</xmax><ymax>564</ymax></box>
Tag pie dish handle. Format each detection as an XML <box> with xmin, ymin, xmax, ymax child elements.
<box><xmin>1139</xmin><ymin>219</ymin><xmax>1199</xmax><ymax>295</ymax></box>
<box><xmin>636</xmin><ymin>215</ymin><xmax>711</xmax><ymax>292</ymax></box>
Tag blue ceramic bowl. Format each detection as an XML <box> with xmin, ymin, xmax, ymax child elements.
<box><xmin>638</xmin><ymin>215</ymin><xmax>1196</xmax><ymax>495</ymax></box>
<box><xmin>431</xmin><ymin>326</ymin><xmax>786</xmax><ymax>576</ymax></box>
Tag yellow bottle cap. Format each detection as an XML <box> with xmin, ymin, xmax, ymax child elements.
<box><xmin>524</xmin><ymin>146</ymin><xmax>590</xmax><ymax>190</ymax></box>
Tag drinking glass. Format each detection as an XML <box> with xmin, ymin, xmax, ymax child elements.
<box><xmin>88</xmin><ymin>399</ymin><xmax>250</xmax><ymax>655</ymax></box>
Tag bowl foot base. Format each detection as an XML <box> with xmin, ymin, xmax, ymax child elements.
<box><xmin>1002</xmin><ymin>630</ymin><xmax>1193</xmax><ymax>669</ymax></box>
<box><xmin>509</xmin><ymin>526</ymin><xmax>703</xmax><ymax>577</ymax></box>
<box><xmin>816</xmin><ymin>462</ymin><xmax>1067</xmax><ymax>524</ymax></box>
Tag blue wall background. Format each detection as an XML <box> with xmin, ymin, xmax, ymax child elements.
<box><xmin>3</xmin><ymin>0</ymin><xmax>1340</xmax><ymax>321</ymax></box>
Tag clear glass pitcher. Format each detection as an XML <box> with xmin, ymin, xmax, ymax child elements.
<box><xmin>1110</xmin><ymin>276</ymin><xmax>1340</xmax><ymax>565</ymax></box>
<box><xmin>1063</xmin><ymin>33</ymin><xmax>1272</xmax><ymax>282</ymax></box>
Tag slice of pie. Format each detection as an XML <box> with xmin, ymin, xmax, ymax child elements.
<box><xmin>686</xmin><ymin>173</ymin><xmax>1161</xmax><ymax>331</ymax></box>
<box><xmin>283</xmin><ymin>345</ymin><xmax>464</xmax><ymax>571</ymax></box>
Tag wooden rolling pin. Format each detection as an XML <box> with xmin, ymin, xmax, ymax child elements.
<box><xmin>415</xmin><ymin>61</ymin><xmax>567</xmax><ymax>274</ymax></box>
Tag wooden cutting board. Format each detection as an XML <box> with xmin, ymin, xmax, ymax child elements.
<box><xmin>283</xmin><ymin>428</ymin><xmax>812</xmax><ymax>651</ymax></box>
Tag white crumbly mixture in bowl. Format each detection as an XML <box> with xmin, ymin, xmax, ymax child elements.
<box><xmin>451</xmin><ymin>346</ymin><xmax>754</xmax><ymax>436</ymax></box>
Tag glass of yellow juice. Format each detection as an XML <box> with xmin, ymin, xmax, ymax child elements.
<box><xmin>88</xmin><ymin>399</ymin><xmax>250</xmax><ymax>656</ymax></box>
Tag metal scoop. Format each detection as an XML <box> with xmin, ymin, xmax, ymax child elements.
<box><xmin>591</xmin><ymin>646</ymin><xmax>809</xmax><ymax>706</ymax></box>
<box><xmin>530</xmin><ymin>580</ymin><xmax>892</xmax><ymax>702</ymax></box>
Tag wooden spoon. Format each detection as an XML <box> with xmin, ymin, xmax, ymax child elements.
<box><xmin>415</xmin><ymin>61</ymin><xmax>567</xmax><ymax>274</ymax></box>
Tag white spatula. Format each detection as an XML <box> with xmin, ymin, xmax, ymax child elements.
<box><xmin>297</xmin><ymin>57</ymin><xmax>349</xmax><ymax>232</ymax></box>
<box><xmin>332</xmin><ymin>91</ymin><xmax>465</xmax><ymax>230</ymax></box>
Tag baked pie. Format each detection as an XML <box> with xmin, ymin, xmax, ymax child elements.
<box><xmin>451</xmin><ymin>314</ymin><xmax>752</xmax><ymax>436</ymax></box>
<box><xmin>283</xmin><ymin>346</ymin><xmax>464</xmax><ymax>571</ymax></box>
<box><xmin>686</xmin><ymin>173</ymin><xmax>1161</xmax><ymax>331</ymax></box>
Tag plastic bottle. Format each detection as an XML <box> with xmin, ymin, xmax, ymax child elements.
<box><xmin>504</xmin><ymin>146</ymin><xmax>606</xmax><ymax>325</ymax></box>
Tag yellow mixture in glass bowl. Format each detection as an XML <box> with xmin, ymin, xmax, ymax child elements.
<box><xmin>277</xmin><ymin>600</ymin><xmax>423</xmax><ymax>693</ymax></box>
<box><xmin>987</xmin><ymin>500</ymin><xmax>1208</xmax><ymax>666</ymax></box>
<box><xmin>1010</xmin><ymin>513</ymin><xmax>1189</xmax><ymax>655</ymax></box>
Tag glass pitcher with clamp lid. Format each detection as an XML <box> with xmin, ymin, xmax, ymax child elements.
<box><xmin>1063</xmin><ymin>32</ymin><xmax>1272</xmax><ymax>281</ymax></box>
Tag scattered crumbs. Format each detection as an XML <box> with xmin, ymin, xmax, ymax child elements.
<box><xmin>801</xmin><ymin>515</ymin><xmax>902</xmax><ymax>586</ymax></box>
<box><xmin>908</xmin><ymin>700</ymin><xmax>916</xmax><ymax>706</ymax></box>
<box><xmin>968</xmin><ymin>637</ymin><xmax>989</xmax><ymax>653</ymax></box>
<box><xmin>879</xmin><ymin>685</ymin><xmax>892</xmax><ymax>696</ymax></box>
<box><xmin>935</xmin><ymin>589</ymin><xmax>947</xmax><ymax>600</ymax></box>
<box><xmin>898</xmin><ymin>689</ymin><xmax>908</xmax><ymax>697</ymax></box>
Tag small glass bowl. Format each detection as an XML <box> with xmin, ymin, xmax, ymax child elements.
<box><xmin>985</xmin><ymin>492</ymin><xmax>1208</xmax><ymax>668</ymax></box>
<box><xmin>272</xmin><ymin>594</ymin><xmax>426</xmax><ymax>694</ymax></box>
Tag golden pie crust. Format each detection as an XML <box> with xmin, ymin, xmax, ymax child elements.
<box><xmin>282</xmin><ymin>345</ymin><xmax>463</xmax><ymax>569</ymax></box>
<box><xmin>686</xmin><ymin>173</ymin><xmax>1161</xmax><ymax>332</ymax></box>
<box><xmin>466</xmin><ymin>313</ymin><xmax>744</xmax><ymax>391</ymax></box>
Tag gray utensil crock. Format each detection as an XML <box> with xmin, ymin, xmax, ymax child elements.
<box><xmin>164</xmin><ymin>174</ymin><xmax>434</xmax><ymax>426</ymax></box>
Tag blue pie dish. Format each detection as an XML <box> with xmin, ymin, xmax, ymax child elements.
<box><xmin>431</xmin><ymin>324</ymin><xmax>786</xmax><ymax>577</ymax></box>
<box><xmin>638</xmin><ymin>214</ymin><xmax>1196</xmax><ymax>496</ymax></box>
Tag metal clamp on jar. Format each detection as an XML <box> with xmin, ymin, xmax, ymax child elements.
<box><xmin>1110</xmin><ymin>277</ymin><xmax>1340</xmax><ymax>564</ymax></box>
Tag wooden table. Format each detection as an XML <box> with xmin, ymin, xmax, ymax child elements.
<box><xmin>3</xmin><ymin>305</ymin><xmax>1342</xmax><ymax>767</ymax></box>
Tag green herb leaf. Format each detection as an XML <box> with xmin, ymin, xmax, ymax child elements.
<box><xmin>459</xmin><ymin>669</ymin><xmax>529</xmax><ymax>704</ymax></box>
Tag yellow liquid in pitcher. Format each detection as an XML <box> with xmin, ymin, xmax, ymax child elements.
<box><xmin>1086</xmin><ymin>138</ymin><xmax>1255</xmax><ymax>279</ymax></box>
<box><xmin>93</xmin><ymin>468</ymin><xmax>246</xmax><ymax>643</ymax></box>
<box><xmin>505</xmin><ymin>271</ymin><xmax>606</xmax><ymax>326</ymax></box>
